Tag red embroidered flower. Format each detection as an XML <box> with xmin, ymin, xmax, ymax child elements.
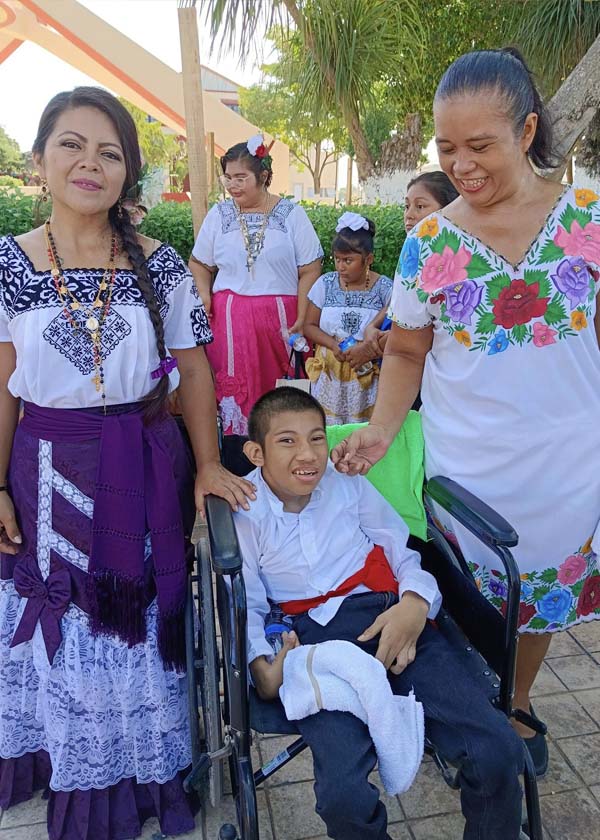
<box><xmin>576</xmin><ymin>575</ymin><xmax>600</xmax><ymax>617</ymax></box>
<box><xmin>492</xmin><ymin>280</ymin><xmax>549</xmax><ymax>329</ymax></box>
<box><xmin>215</xmin><ymin>371</ymin><xmax>247</xmax><ymax>401</ymax></box>
<box><xmin>501</xmin><ymin>600</ymin><xmax>537</xmax><ymax>628</ymax></box>
<box><xmin>255</xmin><ymin>144</ymin><xmax>267</xmax><ymax>159</ymax></box>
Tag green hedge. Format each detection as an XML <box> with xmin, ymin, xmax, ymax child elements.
<box><xmin>0</xmin><ymin>190</ymin><xmax>406</xmax><ymax>278</ymax></box>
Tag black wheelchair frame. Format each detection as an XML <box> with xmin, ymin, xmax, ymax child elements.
<box><xmin>184</xmin><ymin>450</ymin><xmax>546</xmax><ymax>840</ymax></box>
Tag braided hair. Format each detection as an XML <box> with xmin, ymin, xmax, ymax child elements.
<box><xmin>33</xmin><ymin>87</ymin><xmax>169</xmax><ymax>420</ymax></box>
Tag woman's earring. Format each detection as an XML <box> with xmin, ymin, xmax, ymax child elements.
<box><xmin>117</xmin><ymin>198</ymin><xmax>123</xmax><ymax>219</ymax></box>
<box><xmin>40</xmin><ymin>180</ymin><xmax>49</xmax><ymax>202</ymax></box>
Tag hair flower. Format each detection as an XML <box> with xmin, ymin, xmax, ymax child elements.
<box><xmin>247</xmin><ymin>134</ymin><xmax>265</xmax><ymax>156</ymax></box>
<box><xmin>336</xmin><ymin>211</ymin><xmax>369</xmax><ymax>233</ymax></box>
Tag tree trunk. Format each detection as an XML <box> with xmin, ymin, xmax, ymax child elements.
<box><xmin>378</xmin><ymin>113</ymin><xmax>423</xmax><ymax>174</ymax></box>
<box><xmin>313</xmin><ymin>142</ymin><xmax>321</xmax><ymax>195</ymax></box>
<box><xmin>547</xmin><ymin>33</ymin><xmax>600</xmax><ymax>181</ymax></box>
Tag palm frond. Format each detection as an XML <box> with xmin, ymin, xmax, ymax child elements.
<box><xmin>509</xmin><ymin>0</ymin><xmax>600</xmax><ymax>94</ymax></box>
<box><xmin>202</xmin><ymin>0</ymin><xmax>289</xmax><ymax>59</ymax></box>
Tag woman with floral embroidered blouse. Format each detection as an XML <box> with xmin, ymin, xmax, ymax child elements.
<box><xmin>332</xmin><ymin>48</ymin><xmax>600</xmax><ymax>779</ymax></box>
<box><xmin>189</xmin><ymin>136</ymin><xmax>323</xmax><ymax>435</ymax></box>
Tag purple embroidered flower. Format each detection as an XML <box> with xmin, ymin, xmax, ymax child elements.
<box><xmin>489</xmin><ymin>579</ymin><xmax>508</xmax><ymax>598</ymax></box>
<box><xmin>444</xmin><ymin>280</ymin><xmax>483</xmax><ymax>324</ymax></box>
<box><xmin>551</xmin><ymin>256</ymin><xmax>591</xmax><ymax>309</ymax></box>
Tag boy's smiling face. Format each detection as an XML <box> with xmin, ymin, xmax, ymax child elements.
<box><xmin>244</xmin><ymin>409</ymin><xmax>329</xmax><ymax>513</ymax></box>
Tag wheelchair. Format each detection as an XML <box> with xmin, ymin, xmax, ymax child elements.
<box><xmin>183</xmin><ymin>423</ymin><xmax>546</xmax><ymax>840</ymax></box>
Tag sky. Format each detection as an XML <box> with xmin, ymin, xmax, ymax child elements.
<box><xmin>0</xmin><ymin>0</ymin><xmax>263</xmax><ymax>151</ymax></box>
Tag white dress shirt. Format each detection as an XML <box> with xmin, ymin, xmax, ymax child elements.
<box><xmin>233</xmin><ymin>464</ymin><xmax>441</xmax><ymax>664</ymax></box>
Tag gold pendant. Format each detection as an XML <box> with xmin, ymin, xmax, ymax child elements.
<box><xmin>93</xmin><ymin>299</ymin><xmax>103</xmax><ymax>308</ymax></box>
<box><xmin>70</xmin><ymin>301</ymin><xmax>80</xmax><ymax>311</ymax></box>
<box><xmin>92</xmin><ymin>373</ymin><xmax>102</xmax><ymax>391</ymax></box>
<box><xmin>86</xmin><ymin>316</ymin><xmax>99</xmax><ymax>332</ymax></box>
<box><xmin>99</xmin><ymin>281</ymin><xmax>108</xmax><ymax>291</ymax></box>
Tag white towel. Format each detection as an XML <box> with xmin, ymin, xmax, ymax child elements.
<box><xmin>279</xmin><ymin>640</ymin><xmax>424</xmax><ymax>794</ymax></box>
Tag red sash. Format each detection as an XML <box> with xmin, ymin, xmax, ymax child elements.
<box><xmin>279</xmin><ymin>545</ymin><xmax>398</xmax><ymax>615</ymax></box>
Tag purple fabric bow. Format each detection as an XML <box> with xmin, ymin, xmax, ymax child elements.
<box><xmin>150</xmin><ymin>356</ymin><xmax>178</xmax><ymax>381</ymax></box>
<box><xmin>11</xmin><ymin>555</ymin><xmax>71</xmax><ymax>664</ymax></box>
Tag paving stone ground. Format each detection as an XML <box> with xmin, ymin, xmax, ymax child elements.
<box><xmin>3</xmin><ymin>621</ymin><xmax>600</xmax><ymax>839</ymax></box>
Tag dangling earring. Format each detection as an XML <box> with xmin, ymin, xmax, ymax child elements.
<box><xmin>117</xmin><ymin>198</ymin><xmax>123</xmax><ymax>219</ymax></box>
<box><xmin>41</xmin><ymin>180</ymin><xmax>49</xmax><ymax>202</ymax></box>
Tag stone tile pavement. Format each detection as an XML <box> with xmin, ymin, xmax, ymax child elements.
<box><xmin>4</xmin><ymin>621</ymin><xmax>600</xmax><ymax>840</ymax></box>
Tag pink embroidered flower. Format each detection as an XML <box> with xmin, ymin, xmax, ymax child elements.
<box><xmin>215</xmin><ymin>370</ymin><xmax>247</xmax><ymax>401</ymax></box>
<box><xmin>554</xmin><ymin>221</ymin><xmax>600</xmax><ymax>264</ymax></box>
<box><xmin>420</xmin><ymin>245</ymin><xmax>471</xmax><ymax>292</ymax></box>
<box><xmin>532</xmin><ymin>322</ymin><xmax>557</xmax><ymax>347</ymax></box>
<box><xmin>557</xmin><ymin>554</ymin><xmax>587</xmax><ymax>586</ymax></box>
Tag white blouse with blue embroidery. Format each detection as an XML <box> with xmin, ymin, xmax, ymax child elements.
<box><xmin>0</xmin><ymin>236</ymin><xmax>212</xmax><ymax>409</ymax></box>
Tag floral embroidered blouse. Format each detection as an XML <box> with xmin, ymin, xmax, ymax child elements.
<box><xmin>388</xmin><ymin>185</ymin><xmax>600</xmax><ymax>634</ymax></box>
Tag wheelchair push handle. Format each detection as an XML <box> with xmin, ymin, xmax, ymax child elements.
<box><xmin>425</xmin><ymin>476</ymin><xmax>518</xmax><ymax>548</ymax></box>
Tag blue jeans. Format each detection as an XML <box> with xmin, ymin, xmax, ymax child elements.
<box><xmin>291</xmin><ymin>592</ymin><xmax>524</xmax><ymax>840</ymax></box>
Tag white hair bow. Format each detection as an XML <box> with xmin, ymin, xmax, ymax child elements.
<box><xmin>336</xmin><ymin>211</ymin><xmax>369</xmax><ymax>233</ymax></box>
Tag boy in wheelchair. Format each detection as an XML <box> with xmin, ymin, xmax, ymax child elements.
<box><xmin>233</xmin><ymin>387</ymin><xmax>524</xmax><ymax>840</ymax></box>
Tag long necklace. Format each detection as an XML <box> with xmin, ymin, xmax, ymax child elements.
<box><xmin>342</xmin><ymin>268</ymin><xmax>371</xmax><ymax>294</ymax></box>
<box><xmin>234</xmin><ymin>192</ymin><xmax>272</xmax><ymax>274</ymax></box>
<box><xmin>44</xmin><ymin>220</ymin><xmax>118</xmax><ymax>408</ymax></box>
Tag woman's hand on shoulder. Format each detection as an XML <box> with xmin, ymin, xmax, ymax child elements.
<box><xmin>194</xmin><ymin>461</ymin><xmax>257</xmax><ymax>516</ymax></box>
<box><xmin>0</xmin><ymin>492</ymin><xmax>21</xmax><ymax>555</ymax></box>
<box><xmin>330</xmin><ymin>423</ymin><xmax>394</xmax><ymax>475</ymax></box>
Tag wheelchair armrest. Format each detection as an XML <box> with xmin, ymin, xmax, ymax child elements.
<box><xmin>425</xmin><ymin>476</ymin><xmax>518</xmax><ymax>548</ymax></box>
<box><xmin>205</xmin><ymin>495</ymin><xmax>243</xmax><ymax>575</ymax></box>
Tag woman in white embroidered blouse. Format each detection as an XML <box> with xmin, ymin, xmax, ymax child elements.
<box><xmin>189</xmin><ymin>136</ymin><xmax>323</xmax><ymax>435</ymax></box>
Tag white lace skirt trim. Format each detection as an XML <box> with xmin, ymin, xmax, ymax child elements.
<box><xmin>0</xmin><ymin>580</ymin><xmax>191</xmax><ymax>792</ymax></box>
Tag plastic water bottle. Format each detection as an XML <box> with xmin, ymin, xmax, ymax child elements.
<box><xmin>338</xmin><ymin>334</ymin><xmax>373</xmax><ymax>377</ymax></box>
<box><xmin>264</xmin><ymin>605</ymin><xmax>294</xmax><ymax>655</ymax></box>
<box><xmin>288</xmin><ymin>333</ymin><xmax>309</xmax><ymax>353</ymax></box>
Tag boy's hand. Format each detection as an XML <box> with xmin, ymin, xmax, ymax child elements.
<box><xmin>357</xmin><ymin>592</ymin><xmax>428</xmax><ymax>674</ymax></box>
<box><xmin>250</xmin><ymin>631</ymin><xmax>300</xmax><ymax>700</ymax></box>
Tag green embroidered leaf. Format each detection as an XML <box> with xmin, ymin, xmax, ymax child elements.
<box><xmin>429</xmin><ymin>228</ymin><xmax>462</xmax><ymax>255</ymax></box>
<box><xmin>559</xmin><ymin>204</ymin><xmax>592</xmax><ymax>233</ymax></box>
<box><xmin>523</xmin><ymin>269</ymin><xmax>551</xmax><ymax>298</ymax></box>
<box><xmin>512</xmin><ymin>324</ymin><xmax>528</xmax><ymax>344</ymax></box>
<box><xmin>572</xmin><ymin>580</ymin><xmax>585</xmax><ymax>597</ymax></box>
<box><xmin>540</xmin><ymin>568</ymin><xmax>558</xmax><ymax>584</ymax></box>
<box><xmin>475</xmin><ymin>311</ymin><xmax>496</xmax><ymax>335</ymax></box>
<box><xmin>485</xmin><ymin>272</ymin><xmax>511</xmax><ymax>304</ymax></box>
<box><xmin>528</xmin><ymin>617</ymin><xmax>549</xmax><ymax>630</ymax></box>
<box><xmin>537</xmin><ymin>238</ymin><xmax>565</xmax><ymax>264</ymax></box>
<box><xmin>416</xmin><ymin>288</ymin><xmax>429</xmax><ymax>303</ymax></box>
<box><xmin>466</xmin><ymin>252</ymin><xmax>493</xmax><ymax>279</ymax></box>
<box><xmin>544</xmin><ymin>295</ymin><xmax>567</xmax><ymax>325</ymax></box>
<box><xmin>532</xmin><ymin>586</ymin><xmax>550</xmax><ymax>601</ymax></box>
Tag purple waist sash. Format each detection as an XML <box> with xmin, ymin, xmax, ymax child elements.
<box><xmin>17</xmin><ymin>402</ymin><xmax>187</xmax><ymax>671</ymax></box>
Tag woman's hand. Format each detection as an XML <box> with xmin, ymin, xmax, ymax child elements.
<box><xmin>287</xmin><ymin>319</ymin><xmax>304</xmax><ymax>337</ymax></box>
<box><xmin>345</xmin><ymin>341</ymin><xmax>378</xmax><ymax>369</ymax></box>
<box><xmin>194</xmin><ymin>461</ymin><xmax>257</xmax><ymax>516</ymax></box>
<box><xmin>363</xmin><ymin>323</ymin><xmax>385</xmax><ymax>355</ymax></box>
<box><xmin>330</xmin><ymin>423</ymin><xmax>394</xmax><ymax>475</ymax></box>
<box><xmin>0</xmin><ymin>492</ymin><xmax>21</xmax><ymax>555</ymax></box>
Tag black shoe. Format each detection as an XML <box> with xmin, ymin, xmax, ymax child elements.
<box><xmin>523</xmin><ymin>730</ymin><xmax>548</xmax><ymax>778</ymax></box>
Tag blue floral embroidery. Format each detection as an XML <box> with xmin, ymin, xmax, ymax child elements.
<box><xmin>487</xmin><ymin>330</ymin><xmax>509</xmax><ymax>355</ymax></box>
<box><xmin>536</xmin><ymin>589</ymin><xmax>573</xmax><ymax>623</ymax></box>
<box><xmin>399</xmin><ymin>237</ymin><xmax>420</xmax><ymax>278</ymax></box>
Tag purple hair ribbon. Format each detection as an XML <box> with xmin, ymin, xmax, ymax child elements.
<box><xmin>150</xmin><ymin>356</ymin><xmax>178</xmax><ymax>380</ymax></box>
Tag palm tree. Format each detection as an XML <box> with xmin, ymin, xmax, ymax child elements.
<box><xmin>509</xmin><ymin>0</ymin><xmax>600</xmax><ymax>177</ymax></box>
<box><xmin>204</xmin><ymin>0</ymin><xmax>423</xmax><ymax>182</ymax></box>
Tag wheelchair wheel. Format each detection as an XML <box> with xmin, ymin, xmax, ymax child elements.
<box><xmin>197</xmin><ymin>533</ymin><xmax>225</xmax><ymax>808</ymax></box>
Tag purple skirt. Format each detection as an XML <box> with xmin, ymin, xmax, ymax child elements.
<box><xmin>0</xmin><ymin>410</ymin><xmax>198</xmax><ymax>839</ymax></box>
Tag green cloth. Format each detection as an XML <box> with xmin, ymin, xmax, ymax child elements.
<box><xmin>326</xmin><ymin>411</ymin><xmax>427</xmax><ymax>541</ymax></box>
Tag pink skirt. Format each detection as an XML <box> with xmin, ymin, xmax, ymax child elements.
<box><xmin>206</xmin><ymin>290</ymin><xmax>300</xmax><ymax>435</ymax></box>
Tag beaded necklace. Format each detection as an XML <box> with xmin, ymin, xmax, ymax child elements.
<box><xmin>44</xmin><ymin>220</ymin><xmax>118</xmax><ymax>408</ymax></box>
<box><xmin>234</xmin><ymin>192</ymin><xmax>272</xmax><ymax>273</ymax></box>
